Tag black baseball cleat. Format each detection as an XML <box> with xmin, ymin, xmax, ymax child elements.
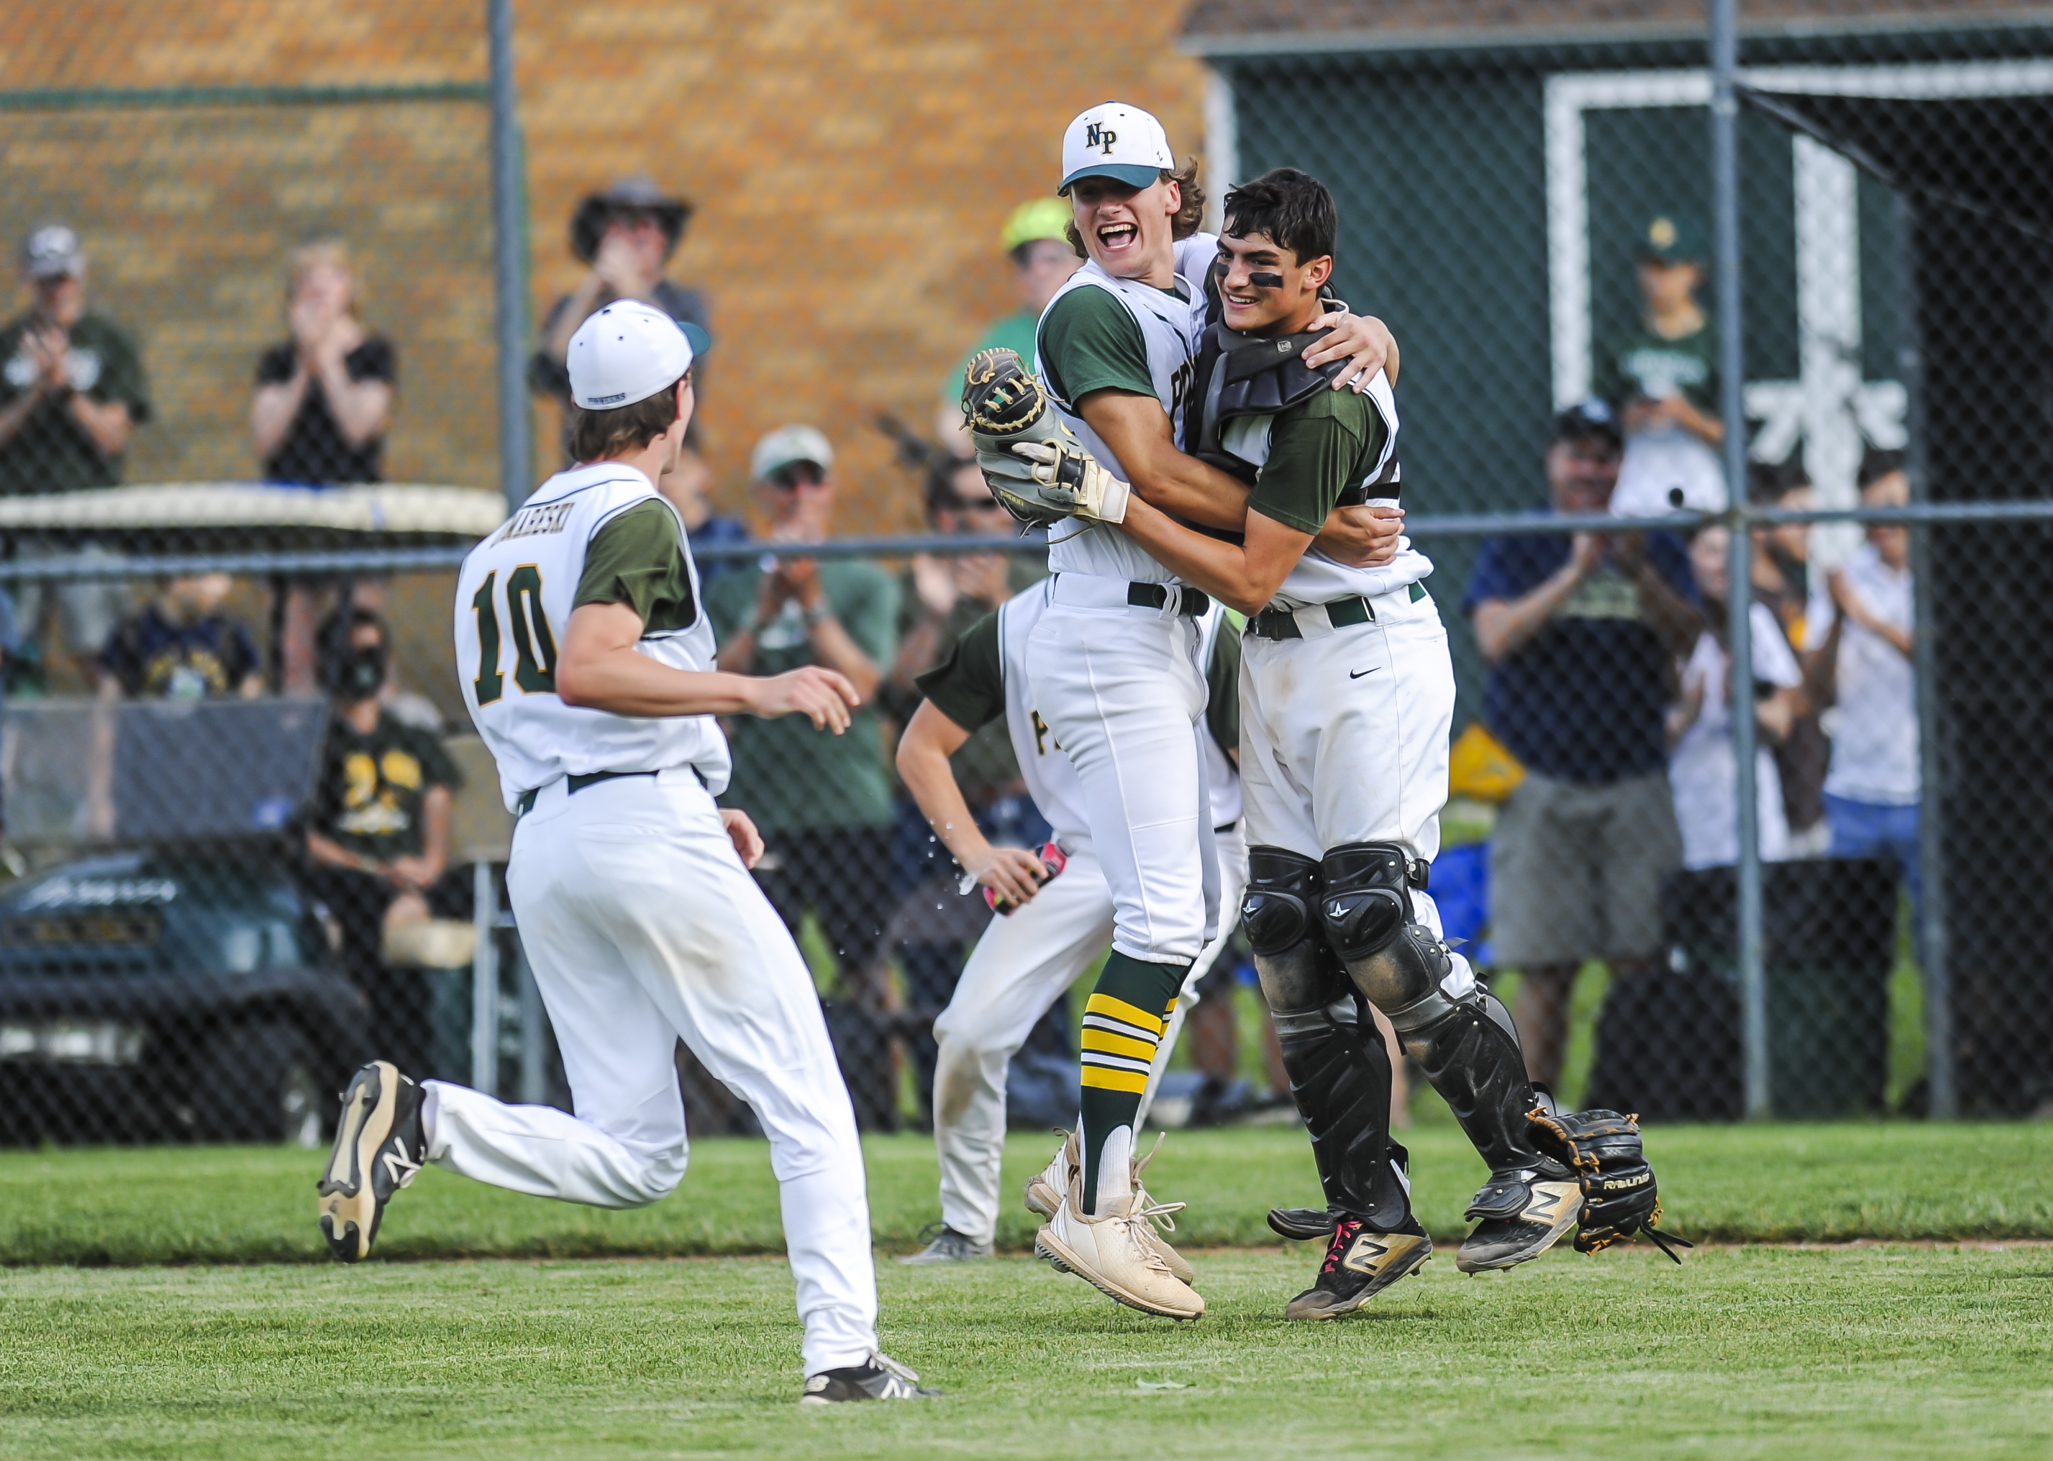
<box><xmin>1284</xmin><ymin>1217</ymin><xmax>1433</xmax><ymax>1320</ymax></box>
<box><xmin>316</xmin><ymin>1061</ymin><xmax>426</xmax><ymax>1262</ymax></box>
<box><xmin>1455</xmin><ymin>1167</ymin><xmax>1582</xmax><ymax>1274</ymax></box>
<box><xmin>800</xmin><ymin>1353</ymin><xmax>940</xmax><ymax>1404</ymax></box>
<box><xmin>1268</xmin><ymin>1206</ymin><xmax>1340</xmax><ymax>1242</ymax></box>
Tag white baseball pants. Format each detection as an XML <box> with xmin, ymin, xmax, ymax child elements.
<box><xmin>1025</xmin><ymin>582</ymin><xmax>1220</xmax><ymax>965</ymax></box>
<box><xmin>1241</xmin><ymin>587</ymin><xmax>1455</xmax><ymax>863</ymax></box>
<box><xmin>929</xmin><ymin>827</ymin><xmax>1248</xmax><ymax>1248</ymax></box>
<box><xmin>1240</xmin><ymin>588</ymin><xmax>1473</xmax><ymax>991</ymax></box>
<box><xmin>421</xmin><ymin>767</ymin><xmax>879</xmax><ymax>1377</ymax></box>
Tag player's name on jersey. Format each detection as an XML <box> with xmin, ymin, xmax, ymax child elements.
<box><xmin>495</xmin><ymin>500</ymin><xmax>577</xmax><ymax>543</ymax></box>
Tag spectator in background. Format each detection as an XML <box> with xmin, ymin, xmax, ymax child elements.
<box><xmin>1598</xmin><ymin>214</ymin><xmax>1726</xmax><ymax>517</ymax></box>
<box><xmin>935</xmin><ymin>199</ymin><xmax>1083</xmax><ymax>453</ymax></box>
<box><xmin>531</xmin><ymin>178</ymin><xmax>711</xmax><ymax>461</ymax></box>
<box><xmin>0</xmin><ymin>224</ymin><xmax>152</xmax><ymax>689</ymax></box>
<box><xmin>301</xmin><ymin>608</ymin><xmax>465</xmax><ymax>1072</ymax></box>
<box><xmin>97</xmin><ymin>572</ymin><xmax>262</xmax><ymax>701</ymax></box>
<box><xmin>1806</xmin><ymin>449</ymin><xmax>1919</xmax><ymax>905</ymax></box>
<box><xmin>1464</xmin><ymin>401</ymin><xmax>1702</xmax><ymax>1089</ymax></box>
<box><xmin>657</xmin><ymin>439</ymin><xmax>749</xmax><ymax>582</ymax></box>
<box><xmin>249</xmin><ymin>240</ymin><xmax>396</xmax><ymax>485</ymax></box>
<box><xmin>1665</xmin><ymin>525</ymin><xmax>1805</xmax><ymax>869</ymax></box>
<box><xmin>707</xmin><ymin>426</ymin><xmax>899</xmax><ymax>981</ymax></box>
<box><xmin>1750</xmin><ymin>459</ymin><xmax>1831</xmax><ymax>854</ymax></box>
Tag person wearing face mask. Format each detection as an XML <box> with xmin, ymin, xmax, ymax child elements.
<box><xmin>302</xmin><ymin>607</ymin><xmax>465</xmax><ymax>1070</ymax></box>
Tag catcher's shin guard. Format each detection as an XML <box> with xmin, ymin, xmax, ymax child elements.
<box><xmin>1246</xmin><ymin>847</ymin><xmax>1411</xmax><ymax>1229</ymax></box>
<box><xmin>1318</xmin><ymin>843</ymin><xmax>1550</xmax><ymax>1179</ymax></box>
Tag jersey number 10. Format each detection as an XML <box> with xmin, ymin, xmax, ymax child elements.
<box><xmin>471</xmin><ymin>566</ymin><xmax>556</xmax><ymax>706</ymax></box>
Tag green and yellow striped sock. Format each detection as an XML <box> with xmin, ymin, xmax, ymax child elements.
<box><xmin>1078</xmin><ymin>951</ymin><xmax>1189</xmax><ymax>1214</ymax></box>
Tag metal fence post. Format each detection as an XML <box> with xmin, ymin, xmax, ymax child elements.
<box><xmin>488</xmin><ymin>0</ymin><xmax>531</xmax><ymax>512</ymax></box>
<box><xmin>1899</xmin><ymin>192</ymin><xmax>1954</xmax><ymax>1119</ymax></box>
<box><xmin>470</xmin><ymin>860</ymin><xmax>500</xmax><ymax>1096</ymax></box>
<box><xmin>1711</xmin><ymin>0</ymin><xmax>1768</xmax><ymax>1117</ymax></box>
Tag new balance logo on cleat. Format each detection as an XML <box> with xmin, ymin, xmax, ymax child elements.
<box><xmin>1284</xmin><ymin>1218</ymin><xmax>1433</xmax><ymax>1321</ymax></box>
<box><xmin>316</xmin><ymin>1061</ymin><xmax>427</xmax><ymax>1263</ymax></box>
<box><xmin>1455</xmin><ymin>1174</ymin><xmax>1583</xmax><ymax>1274</ymax></box>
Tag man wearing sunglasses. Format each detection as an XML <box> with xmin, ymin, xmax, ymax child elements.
<box><xmin>706</xmin><ymin>427</ymin><xmax>900</xmax><ymax>1045</ymax></box>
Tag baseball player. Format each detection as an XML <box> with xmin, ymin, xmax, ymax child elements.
<box><xmin>316</xmin><ymin>302</ymin><xmax>933</xmax><ymax>1404</ymax></box>
<box><xmin>963</xmin><ymin>101</ymin><xmax>1402</xmax><ymax>1320</ymax></box>
<box><xmin>893</xmin><ymin>580</ymin><xmax>1246</xmax><ymax>1268</ymax></box>
<box><xmin>1112</xmin><ymin>168</ymin><xmax>1592</xmax><ymax>1316</ymax></box>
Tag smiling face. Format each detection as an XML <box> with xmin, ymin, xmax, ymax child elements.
<box><xmin>1215</xmin><ymin>229</ymin><xmax>1331</xmax><ymax>338</ymax></box>
<box><xmin>1067</xmin><ymin>175</ymin><xmax>1180</xmax><ymax>285</ymax></box>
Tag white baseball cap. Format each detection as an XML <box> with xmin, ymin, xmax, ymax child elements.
<box><xmin>567</xmin><ymin>300</ymin><xmax>694</xmax><ymax>410</ymax></box>
<box><xmin>751</xmin><ymin>424</ymin><xmax>834</xmax><ymax>482</ymax></box>
<box><xmin>1059</xmin><ymin>102</ymin><xmax>1175</xmax><ymax>195</ymax></box>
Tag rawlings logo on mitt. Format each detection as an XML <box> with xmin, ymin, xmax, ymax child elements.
<box><xmin>1526</xmin><ymin>1105</ymin><xmax>1693</xmax><ymax>1263</ymax></box>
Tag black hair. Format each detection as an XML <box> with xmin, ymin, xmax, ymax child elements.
<box><xmin>1748</xmin><ymin>454</ymin><xmax>1813</xmax><ymax>505</ymax></box>
<box><xmin>1858</xmin><ymin>446</ymin><xmax>1907</xmax><ymax>489</ymax></box>
<box><xmin>923</xmin><ymin>455</ymin><xmax>976</xmax><ymax>522</ymax></box>
<box><xmin>1221</xmin><ymin>167</ymin><xmax>1337</xmax><ymax>266</ymax></box>
<box><xmin>316</xmin><ymin>606</ymin><xmax>387</xmax><ymax>692</ymax></box>
<box><xmin>1552</xmin><ymin>400</ymin><xmax>1622</xmax><ymax>451</ymax></box>
<box><xmin>570</xmin><ymin>375</ymin><xmax>687</xmax><ymax>463</ymax></box>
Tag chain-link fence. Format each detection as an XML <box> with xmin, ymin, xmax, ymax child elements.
<box><xmin>6</xmin><ymin>5</ymin><xmax>2053</xmax><ymax>1148</ymax></box>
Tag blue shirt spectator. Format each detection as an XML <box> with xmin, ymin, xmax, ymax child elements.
<box><xmin>1462</xmin><ymin>402</ymin><xmax>1704</xmax><ymax>1097</ymax></box>
<box><xmin>1465</xmin><ymin>527</ymin><xmax>1696</xmax><ymax>782</ymax></box>
<box><xmin>98</xmin><ymin>573</ymin><xmax>262</xmax><ymax>700</ymax></box>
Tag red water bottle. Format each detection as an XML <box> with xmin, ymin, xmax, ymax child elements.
<box><xmin>985</xmin><ymin>841</ymin><xmax>1068</xmax><ymax>916</ymax></box>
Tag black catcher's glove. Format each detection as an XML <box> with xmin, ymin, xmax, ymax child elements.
<box><xmin>1526</xmin><ymin>1105</ymin><xmax>1693</xmax><ymax>1263</ymax></box>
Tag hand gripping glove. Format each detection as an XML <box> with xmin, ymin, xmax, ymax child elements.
<box><xmin>960</xmin><ymin>347</ymin><xmax>1131</xmax><ymax>526</ymax></box>
<box><xmin>1526</xmin><ymin>1106</ymin><xmax>1694</xmax><ymax>1263</ymax></box>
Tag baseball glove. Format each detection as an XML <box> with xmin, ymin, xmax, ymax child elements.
<box><xmin>960</xmin><ymin>348</ymin><xmax>1130</xmax><ymax>526</ymax></box>
<box><xmin>1526</xmin><ymin>1105</ymin><xmax>1693</xmax><ymax>1263</ymax></box>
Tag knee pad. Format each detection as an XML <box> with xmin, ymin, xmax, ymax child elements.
<box><xmin>1321</xmin><ymin>843</ymin><xmax>1449</xmax><ymax>1014</ymax></box>
<box><xmin>1242</xmin><ymin>846</ymin><xmax>1320</xmax><ymax>957</ymax></box>
<box><xmin>1318</xmin><ymin>843</ymin><xmax>1423</xmax><ymax>960</ymax></box>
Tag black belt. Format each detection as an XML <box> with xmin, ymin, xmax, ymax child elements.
<box><xmin>516</xmin><ymin>767</ymin><xmax>695</xmax><ymax>816</ymax></box>
<box><xmin>1128</xmin><ymin>581</ymin><xmax>1210</xmax><ymax>616</ymax></box>
<box><xmin>1246</xmin><ymin>583</ymin><xmax>1425</xmax><ymax>641</ymax></box>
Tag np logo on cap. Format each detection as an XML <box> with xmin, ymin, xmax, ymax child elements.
<box><xmin>566</xmin><ymin>300</ymin><xmax>694</xmax><ymax>411</ymax></box>
<box><xmin>1059</xmin><ymin>102</ymin><xmax>1174</xmax><ymax>195</ymax></box>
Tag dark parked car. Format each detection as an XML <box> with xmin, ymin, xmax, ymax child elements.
<box><xmin>0</xmin><ymin>846</ymin><xmax>369</xmax><ymax>1147</ymax></box>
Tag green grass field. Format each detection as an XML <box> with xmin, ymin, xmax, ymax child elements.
<box><xmin>4</xmin><ymin>1127</ymin><xmax>2052</xmax><ymax>1458</ymax></box>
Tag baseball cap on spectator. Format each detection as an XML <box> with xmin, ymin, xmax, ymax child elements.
<box><xmin>570</xmin><ymin>176</ymin><xmax>693</xmax><ymax>264</ymax></box>
<box><xmin>21</xmin><ymin>223</ymin><xmax>84</xmax><ymax>280</ymax></box>
<box><xmin>1001</xmin><ymin>198</ymin><xmax>1072</xmax><ymax>254</ymax></box>
<box><xmin>1636</xmin><ymin>213</ymin><xmax>1709</xmax><ymax>265</ymax></box>
<box><xmin>1553</xmin><ymin>398</ymin><xmax>1622</xmax><ymax>449</ymax></box>
<box><xmin>566</xmin><ymin>301</ymin><xmax>694</xmax><ymax>410</ymax></box>
<box><xmin>752</xmin><ymin>424</ymin><xmax>834</xmax><ymax>483</ymax></box>
<box><xmin>1059</xmin><ymin>103</ymin><xmax>1174</xmax><ymax>194</ymax></box>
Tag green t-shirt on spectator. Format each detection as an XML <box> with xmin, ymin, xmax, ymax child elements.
<box><xmin>1593</xmin><ymin>321</ymin><xmax>1719</xmax><ymax>420</ymax></box>
<box><xmin>940</xmin><ymin>310</ymin><xmax>1040</xmax><ymax>406</ymax></box>
<box><xmin>706</xmin><ymin>559</ymin><xmax>899</xmax><ymax>835</ymax></box>
<box><xmin>0</xmin><ymin>312</ymin><xmax>152</xmax><ymax>496</ymax></box>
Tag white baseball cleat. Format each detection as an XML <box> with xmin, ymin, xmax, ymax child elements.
<box><xmin>1025</xmin><ymin>1128</ymin><xmax>1194</xmax><ymax>1284</ymax></box>
<box><xmin>1034</xmin><ymin>1176</ymin><xmax>1204</xmax><ymax>1321</ymax></box>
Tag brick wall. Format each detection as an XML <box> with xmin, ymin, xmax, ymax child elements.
<box><xmin>1</xmin><ymin>1</ymin><xmax>1207</xmax><ymax>528</ymax></box>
